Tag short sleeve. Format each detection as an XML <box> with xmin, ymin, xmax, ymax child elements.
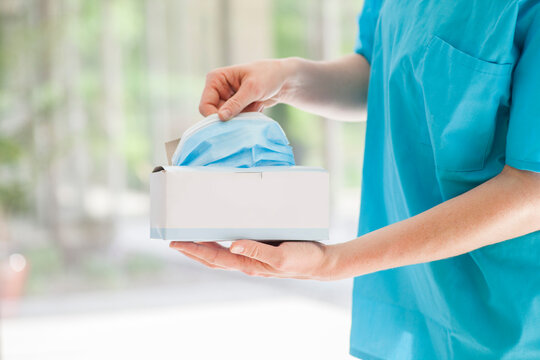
<box><xmin>354</xmin><ymin>0</ymin><xmax>384</xmax><ymax>64</ymax></box>
<box><xmin>506</xmin><ymin>4</ymin><xmax>540</xmax><ymax>172</ymax></box>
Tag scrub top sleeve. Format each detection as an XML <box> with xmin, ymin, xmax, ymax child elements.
<box><xmin>506</xmin><ymin>6</ymin><xmax>540</xmax><ymax>173</ymax></box>
<box><xmin>354</xmin><ymin>0</ymin><xmax>383</xmax><ymax>64</ymax></box>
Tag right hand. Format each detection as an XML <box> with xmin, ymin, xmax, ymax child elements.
<box><xmin>199</xmin><ymin>59</ymin><xmax>294</xmax><ymax>121</ymax></box>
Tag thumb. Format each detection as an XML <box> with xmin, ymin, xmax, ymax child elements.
<box><xmin>230</xmin><ymin>240</ymin><xmax>282</xmax><ymax>267</ymax></box>
<box><xmin>218</xmin><ymin>84</ymin><xmax>260</xmax><ymax>121</ymax></box>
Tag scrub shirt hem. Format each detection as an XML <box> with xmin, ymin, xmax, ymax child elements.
<box><xmin>506</xmin><ymin>157</ymin><xmax>540</xmax><ymax>173</ymax></box>
<box><xmin>350</xmin><ymin>347</ymin><xmax>385</xmax><ymax>360</ymax></box>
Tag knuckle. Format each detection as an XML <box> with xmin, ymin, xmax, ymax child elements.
<box><xmin>210</xmin><ymin>70</ymin><xmax>229</xmax><ymax>86</ymax></box>
<box><xmin>198</xmin><ymin>103</ymin><xmax>206</xmax><ymax>114</ymax></box>
<box><xmin>243</xmin><ymin>79</ymin><xmax>261</xmax><ymax>96</ymax></box>
<box><xmin>246</xmin><ymin>245</ymin><xmax>261</xmax><ymax>259</ymax></box>
<box><xmin>227</xmin><ymin>96</ymin><xmax>242</xmax><ymax>110</ymax></box>
<box><xmin>205</xmin><ymin>70</ymin><xmax>218</xmax><ymax>81</ymax></box>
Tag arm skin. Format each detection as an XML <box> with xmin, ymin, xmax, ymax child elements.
<box><xmin>173</xmin><ymin>56</ymin><xmax>540</xmax><ymax>280</ymax></box>
<box><xmin>171</xmin><ymin>165</ymin><xmax>540</xmax><ymax>280</ymax></box>
<box><xmin>198</xmin><ymin>55</ymin><xmax>370</xmax><ymax>121</ymax></box>
<box><xmin>279</xmin><ymin>55</ymin><xmax>370</xmax><ymax>120</ymax></box>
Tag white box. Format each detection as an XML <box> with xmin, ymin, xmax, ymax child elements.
<box><xmin>150</xmin><ymin>165</ymin><xmax>329</xmax><ymax>241</ymax></box>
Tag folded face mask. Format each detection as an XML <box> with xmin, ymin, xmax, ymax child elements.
<box><xmin>172</xmin><ymin>112</ymin><xmax>295</xmax><ymax>168</ymax></box>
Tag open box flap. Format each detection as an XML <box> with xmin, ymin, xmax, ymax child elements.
<box><xmin>152</xmin><ymin>138</ymin><xmax>180</xmax><ymax>173</ymax></box>
<box><xmin>165</xmin><ymin>138</ymin><xmax>180</xmax><ymax>165</ymax></box>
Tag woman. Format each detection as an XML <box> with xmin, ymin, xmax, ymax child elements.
<box><xmin>171</xmin><ymin>0</ymin><xmax>540</xmax><ymax>358</ymax></box>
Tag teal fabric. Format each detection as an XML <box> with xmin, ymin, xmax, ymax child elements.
<box><xmin>350</xmin><ymin>1</ymin><xmax>540</xmax><ymax>359</ymax></box>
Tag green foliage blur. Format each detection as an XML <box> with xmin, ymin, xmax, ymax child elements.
<box><xmin>0</xmin><ymin>0</ymin><xmax>365</xmax><ymax>295</ymax></box>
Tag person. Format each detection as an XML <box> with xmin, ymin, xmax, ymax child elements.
<box><xmin>170</xmin><ymin>0</ymin><xmax>540</xmax><ymax>358</ymax></box>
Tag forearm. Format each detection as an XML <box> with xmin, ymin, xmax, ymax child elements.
<box><xmin>279</xmin><ymin>55</ymin><xmax>370</xmax><ymax>121</ymax></box>
<box><xmin>325</xmin><ymin>166</ymin><xmax>540</xmax><ymax>279</ymax></box>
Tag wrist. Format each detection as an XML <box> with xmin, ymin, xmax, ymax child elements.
<box><xmin>315</xmin><ymin>243</ymin><xmax>346</xmax><ymax>281</ymax></box>
<box><xmin>315</xmin><ymin>236</ymin><xmax>384</xmax><ymax>280</ymax></box>
<box><xmin>277</xmin><ymin>57</ymin><xmax>306</xmax><ymax>104</ymax></box>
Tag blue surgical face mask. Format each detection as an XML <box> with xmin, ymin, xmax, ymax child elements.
<box><xmin>172</xmin><ymin>112</ymin><xmax>295</xmax><ymax>167</ymax></box>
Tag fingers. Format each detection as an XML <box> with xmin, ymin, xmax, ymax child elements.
<box><xmin>199</xmin><ymin>71</ymin><xmax>236</xmax><ymax>116</ymax></box>
<box><xmin>171</xmin><ymin>243</ymin><xmax>281</xmax><ymax>277</ymax></box>
<box><xmin>199</xmin><ymin>82</ymin><xmax>259</xmax><ymax>119</ymax></box>
<box><xmin>170</xmin><ymin>241</ymin><xmax>270</xmax><ymax>275</ymax></box>
<box><xmin>176</xmin><ymin>249</ymin><xmax>228</xmax><ymax>270</ymax></box>
<box><xmin>194</xmin><ymin>241</ymin><xmax>225</xmax><ymax>250</ymax></box>
<box><xmin>198</xmin><ymin>86</ymin><xmax>220</xmax><ymax>116</ymax></box>
<box><xmin>169</xmin><ymin>241</ymin><xmax>225</xmax><ymax>268</ymax></box>
<box><xmin>230</xmin><ymin>240</ymin><xmax>283</xmax><ymax>269</ymax></box>
<box><xmin>170</xmin><ymin>242</ymin><xmax>221</xmax><ymax>264</ymax></box>
<box><xmin>200</xmin><ymin>66</ymin><xmax>268</xmax><ymax>120</ymax></box>
<box><xmin>218</xmin><ymin>82</ymin><xmax>261</xmax><ymax>121</ymax></box>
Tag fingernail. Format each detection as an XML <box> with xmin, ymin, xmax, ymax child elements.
<box><xmin>230</xmin><ymin>246</ymin><xmax>244</xmax><ymax>254</ymax></box>
<box><xmin>220</xmin><ymin>109</ymin><xmax>231</xmax><ymax>120</ymax></box>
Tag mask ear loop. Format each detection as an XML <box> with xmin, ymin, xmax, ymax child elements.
<box><xmin>172</xmin><ymin>114</ymin><xmax>222</xmax><ymax>165</ymax></box>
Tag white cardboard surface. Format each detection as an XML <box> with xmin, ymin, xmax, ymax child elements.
<box><xmin>150</xmin><ymin>166</ymin><xmax>329</xmax><ymax>241</ymax></box>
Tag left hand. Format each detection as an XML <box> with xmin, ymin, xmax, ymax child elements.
<box><xmin>169</xmin><ymin>240</ymin><xmax>336</xmax><ymax>280</ymax></box>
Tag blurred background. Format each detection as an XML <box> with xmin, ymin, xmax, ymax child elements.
<box><xmin>0</xmin><ymin>0</ymin><xmax>366</xmax><ymax>359</ymax></box>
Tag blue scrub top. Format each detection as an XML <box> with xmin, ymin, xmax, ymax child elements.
<box><xmin>351</xmin><ymin>0</ymin><xmax>540</xmax><ymax>359</ymax></box>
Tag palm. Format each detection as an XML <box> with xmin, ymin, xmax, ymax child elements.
<box><xmin>170</xmin><ymin>239</ymin><xmax>329</xmax><ymax>280</ymax></box>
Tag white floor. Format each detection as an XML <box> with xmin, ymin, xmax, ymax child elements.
<box><xmin>2</xmin><ymin>291</ymin><xmax>356</xmax><ymax>360</ymax></box>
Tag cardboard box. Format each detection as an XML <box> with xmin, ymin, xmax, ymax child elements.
<box><xmin>150</xmin><ymin>139</ymin><xmax>329</xmax><ymax>241</ymax></box>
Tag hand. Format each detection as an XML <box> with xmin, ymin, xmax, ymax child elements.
<box><xmin>199</xmin><ymin>59</ymin><xmax>295</xmax><ymax>121</ymax></box>
<box><xmin>170</xmin><ymin>240</ymin><xmax>338</xmax><ymax>280</ymax></box>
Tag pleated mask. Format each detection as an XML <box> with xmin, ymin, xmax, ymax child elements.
<box><xmin>172</xmin><ymin>112</ymin><xmax>295</xmax><ymax>167</ymax></box>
